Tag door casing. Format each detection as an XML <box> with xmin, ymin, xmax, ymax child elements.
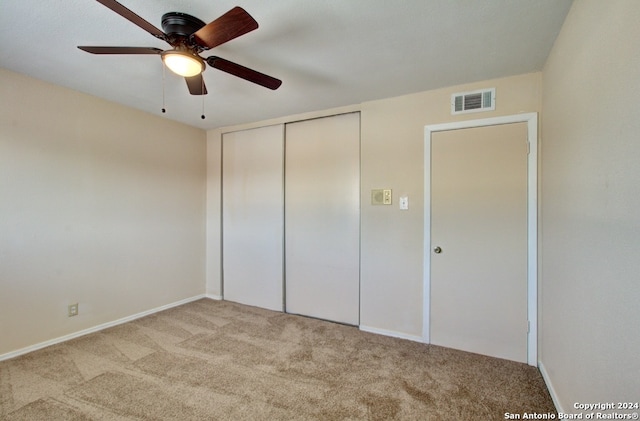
<box><xmin>423</xmin><ymin>113</ymin><xmax>538</xmax><ymax>366</ymax></box>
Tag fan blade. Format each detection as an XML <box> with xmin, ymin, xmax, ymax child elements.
<box><xmin>192</xmin><ymin>7</ymin><xmax>258</xmax><ymax>50</ymax></box>
<box><xmin>78</xmin><ymin>46</ymin><xmax>162</xmax><ymax>54</ymax></box>
<box><xmin>95</xmin><ymin>0</ymin><xmax>166</xmax><ymax>40</ymax></box>
<box><xmin>206</xmin><ymin>56</ymin><xmax>282</xmax><ymax>90</ymax></box>
<box><xmin>185</xmin><ymin>74</ymin><xmax>208</xmax><ymax>95</ymax></box>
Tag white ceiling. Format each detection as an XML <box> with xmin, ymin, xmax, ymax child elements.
<box><xmin>0</xmin><ymin>1</ymin><xmax>572</xmax><ymax>130</ymax></box>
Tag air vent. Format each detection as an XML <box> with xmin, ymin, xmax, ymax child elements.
<box><xmin>451</xmin><ymin>88</ymin><xmax>495</xmax><ymax>115</ymax></box>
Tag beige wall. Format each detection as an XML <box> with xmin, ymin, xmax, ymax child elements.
<box><xmin>0</xmin><ymin>69</ymin><xmax>207</xmax><ymax>356</ymax></box>
<box><xmin>206</xmin><ymin>73</ymin><xmax>541</xmax><ymax>338</ymax></box>
<box><xmin>540</xmin><ymin>0</ymin><xmax>640</xmax><ymax>410</ymax></box>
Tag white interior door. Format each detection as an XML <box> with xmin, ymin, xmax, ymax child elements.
<box><xmin>222</xmin><ymin>125</ymin><xmax>283</xmax><ymax>311</ymax></box>
<box><xmin>430</xmin><ymin>122</ymin><xmax>529</xmax><ymax>363</ymax></box>
<box><xmin>285</xmin><ymin>113</ymin><xmax>360</xmax><ymax>325</ymax></box>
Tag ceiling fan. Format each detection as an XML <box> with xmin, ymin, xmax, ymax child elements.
<box><xmin>78</xmin><ymin>0</ymin><xmax>282</xmax><ymax>96</ymax></box>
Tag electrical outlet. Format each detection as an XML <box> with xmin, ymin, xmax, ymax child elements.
<box><xmin>68</xmin><ymin>303</ymin><xmax>78</xmax><ymax>317</ymax></box>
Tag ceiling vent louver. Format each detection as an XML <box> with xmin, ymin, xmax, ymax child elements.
<box><xmin>451</xmin><ymin>88</ymin><xmax>496</xmax><ymax>115</ymax></box>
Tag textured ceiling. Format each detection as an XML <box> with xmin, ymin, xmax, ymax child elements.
<box><xmin>0</xmin><ymin>0</ymin><xmax>572</xmax><ymax>130</ymax></box>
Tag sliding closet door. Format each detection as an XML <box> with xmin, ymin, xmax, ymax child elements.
<box><xmin>285</xmin><ymin>113</ymin><xmax>360</xmax><ymax>325</ymax></box>
<box><xmin>222</xmin><ymin>125</ymin><xmax>283</xmax><ymax>311</ymax></box>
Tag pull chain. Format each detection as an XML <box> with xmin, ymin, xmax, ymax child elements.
<box><xmin>201</xmin><ymin>76</ymin><xmax>206</xmax><ymax>120</ymax></box>
<box><xmin>161</xmin><ymin>64</ymin><xmax>207</xmax><ymax>120</ymax></box>
<box><xmin>161</xmin><ymin>63</ymin><xmax>166</xmax><ymax>113</ymax></box>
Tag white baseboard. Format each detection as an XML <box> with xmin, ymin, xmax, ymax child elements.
<box><xmin>0</xmin><ymin>294</ymin><xmax>206</xmax><ymax>362</ymax></box>
<box><xmin>538</xmin><ymin>360</ymin><xmax>564</xmax><ymax>414</ymax></box>
<box><xmin>359</xmin><ymin>325</ymin><xmax>425</xmax><ymax>343</ymax></box>
<box><xmin>205</xmin><ymin>294</ymin><xmax>222</xmax><ymax>300</ymax></box>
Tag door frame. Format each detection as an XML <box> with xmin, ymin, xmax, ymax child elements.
<box><xmin>423</xmin><ymin>113</ymin><xmax>538</xmax><ymax>366</ymax></box>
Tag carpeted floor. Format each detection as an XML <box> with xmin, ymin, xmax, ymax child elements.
<box><xmin>0</xmin><ymin>298</ymin><xmax>556</xmax><ymax>420</ymax></box>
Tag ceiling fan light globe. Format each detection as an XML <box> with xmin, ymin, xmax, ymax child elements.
<box><xmin>162</xmin><ymin>51</ymin><xmax>204</xmax><ymax>77</ymax></box>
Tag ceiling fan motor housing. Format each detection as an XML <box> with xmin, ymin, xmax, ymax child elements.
<box><xmin>161</xmin><ymin>12</ymin><xmax>206</xmax><ymax>37</ymax></box>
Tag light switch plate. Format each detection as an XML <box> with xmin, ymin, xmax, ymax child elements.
<box><xmin>399</xmin><ymin>195</ymin><xmax>409</xmax><ymax>210</ymax></box>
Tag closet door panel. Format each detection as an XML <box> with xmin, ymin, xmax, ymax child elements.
<box><xmin>222</xmin><ymin>125</ymin><xmax>283</xmax><ymax>311</ymax></box>
<box><xmin>285</xmin><ymin>113</ymin><xmax>360</xmax><ymax>325</ymax></box>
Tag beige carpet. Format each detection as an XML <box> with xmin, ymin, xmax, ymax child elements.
<box><xmin>0</xmin><ymin>298</ymin><xmax>555</xmax><ymax>420</ymax></box>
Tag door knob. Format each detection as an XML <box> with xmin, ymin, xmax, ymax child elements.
<box><xmin>434</xmin><ymin>246</ymin><xmax>442</xmax><ymax>254</ymax></box>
